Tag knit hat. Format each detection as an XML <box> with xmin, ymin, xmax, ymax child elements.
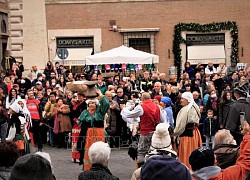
<box><xmin>141</xmin><ymin>156</ymin><xmax>191</xmax><ymax>180</ymax></box>
<box><xmin>154</xmin><ymin>95</ymin><xmax>162</xmax><ymax>103</ymax></box>
<box><xmin>9</xmin><ymin>102</ymin><xmax>22</xmax><ymax>113</ymax></box>
<box><xmin>189</xmin><ymin>146</ymin><xmax>215</xmax><ymax>171</ymax></box>
<box><xmin>151</xmin><ymin>123</ymin><xmax>172</xmax><ymax>150</ymax></box>
<box><xmin>10</xmin><ymin>154</ymin><xmax>53</xmax><ymax>180</ymax></box>
<box><xmin>161</xmin><ymin>96</ymin><xmax>173</xmax><ymax>106</ymax></box>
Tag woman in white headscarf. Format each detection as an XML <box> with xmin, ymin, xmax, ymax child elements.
<box><xmin>16</xmin><ymin>99</ymin><xmax>32</xmax><ymax>154</ymax></box>
<box><xmin>173</xmin><ymin>92</ymin><xmax>202</xmax><ymax>169</ymax></box>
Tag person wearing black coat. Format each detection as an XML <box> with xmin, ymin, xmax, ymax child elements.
<box><xmin>218</xmin><ymin>91</ymin><xmax>234</xmax><ymax>128</ymax></box>
<box><xmin>225</xmin><ymin>82</ymin><xmax>250</xmax><ymax>144</ymax></box>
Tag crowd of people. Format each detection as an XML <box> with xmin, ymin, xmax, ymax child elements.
<box><xmin>1</xmin><ymin>59</ymin><xmax>250</xmax><ymax>179</ymax></box>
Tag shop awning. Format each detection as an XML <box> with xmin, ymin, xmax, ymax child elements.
<box><xmin>53</xmin><ymin>48</ymin><xmax>92</xmax><ymax>66</ymax></box>
<box><xmin>187</xmin><ymin>45</ymin><xmax>226</xmax><ymax>64</ymax></box>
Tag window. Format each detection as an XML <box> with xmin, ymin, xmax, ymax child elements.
<box><xmin>129</xmin><ymin>38</ymin><xmax>151</xmax><ymax>53</ymax></box>
<box><xmin>1</xmin><ymin>20</ymin><xmax>6</xmax><ymax>33</ymax></box>
<box><xmin>121</xmin><ymin>29</ymin><xmax>159</xmax><ymax>54</ymax></box>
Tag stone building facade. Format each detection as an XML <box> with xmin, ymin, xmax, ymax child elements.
<box><xmin>0</xmin><ymin>0</ymin><xmax>8</xmax><ymax>61</ymax></box>
<box><xmin>7</xmin><ymin>0</ymin><xmax>250</xmax><ymax>75</ymax></box>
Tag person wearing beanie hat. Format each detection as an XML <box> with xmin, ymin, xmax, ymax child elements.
<box><xmin>131</xmin><ymin>123</ymin><xmax>177</xmax><ymax>180</ymax></box>
<box><xmin>225</xmin><ymin>81</ymin><xmax>250</xmax><ymax>144</ymax></box>
<box><xmin>189</xmin><ymin>146</ymin><xmax>221</xmax><ymax>179</ymax></box>
<box><xmin>9</xmin><ymin>154</ymin><xmax>54</xmax><ymax>180</ymax></box>
<box><xmin>173</xmin><ymin>91</ymin><xmax>202</xmax><ymax>169</ymax></box>
<box><xmin>161</xmin><ymin>96</ymin><xmax>174</xmax><ymax>128</ymax></box>
<box><xmin>150</xmin><ymin>123</ymin><xmax>172</xmax><ymax>150</ymax></box>
<box><xmin>153</xmin><ymin>95</ymin><xmax>162</xmax><ymax>105</ymax></box>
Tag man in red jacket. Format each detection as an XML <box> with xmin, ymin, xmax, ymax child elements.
<box><xmin>26</xmin><ymin>89</ymin><xmax>43</xmax><ymax>151</ymax></box>
<box><xmin>121</xmin><ymin>92</ymin><xmax>160</xmax><ymax>167</ymax></box>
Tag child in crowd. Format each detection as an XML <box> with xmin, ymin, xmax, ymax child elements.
<box><xmin>203</xmin><ymin>109</ymin><xmax>216</xmax><ymax>148</ymax></box>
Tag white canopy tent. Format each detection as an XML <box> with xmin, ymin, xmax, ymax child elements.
<box><xmin>85</xmin><ymin>45</ymin><xmax>159</xmax><ymax>65</ymax></box>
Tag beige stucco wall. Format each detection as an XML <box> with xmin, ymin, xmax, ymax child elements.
<box><xmin>9</xmin><ymin>0</ymin><xmax>48</xmax><ymax>70</ymax></box>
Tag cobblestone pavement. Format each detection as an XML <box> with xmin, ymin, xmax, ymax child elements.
<box><xmin>44</xmin><ymin>145</ymin><xmax>135</xmax><ymax>180</ymax></box>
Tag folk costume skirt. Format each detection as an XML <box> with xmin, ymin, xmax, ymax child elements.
<box><xmin>72</xmin><ymin>122</ymin><xmax>81</xmax><ymax>160</ymax></box>
<box><xmin>83</xmin><ymin>127</ymin><xmax>105</xmax><ymax>171</ymax></box>
<box><xmin>178</xmin><ymin>127</ymin><xmax>202</xmax><ymax>169</ymax></box>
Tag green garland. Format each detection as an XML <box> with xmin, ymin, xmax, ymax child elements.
<box><xmin>172</xmin><ymin>21</ymin><xmax>239</xmax><ymax>78</ymax></box>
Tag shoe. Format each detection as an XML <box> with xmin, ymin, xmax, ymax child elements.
<box><xmin>38</xmin><ymin>148</ymin><xmax>43</xmax><ymax>152</ymax></box>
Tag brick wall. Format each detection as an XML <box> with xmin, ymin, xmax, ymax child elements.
<box><xmin>45</xmin><ymin>0</ymin><xmax>250</xmax><ymax>75</ymax></box>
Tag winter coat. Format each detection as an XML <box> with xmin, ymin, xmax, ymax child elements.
<box><xmin>150</xmin><ymin>89</ymin><xmax>168</xmax><ymax>99</ymax></box>
<box><xmin>206</xmin><ymin>97</ymin><xmax>220</xmax><ymax>116</ymax></box>
<box><xmin>226</xmin><ymin>66</ymin><xmax>237</xmax><ymax>77</ymax></box>
<box><xmin>183</xmin><ymin>67</ymin><xmax>195</xmax><ymax>79</ymax></box>
<box><xmin>106</xmin><ymin>100</ymin><xmax>120</xmax><ymax>134</ymax></box>
<box><xmin>0</xmin><ymin>166</ymin><xmax>12</xmax><ymax>180</ymax></box>
<box><xmin>203</xmin><ymin>117</ymin><xmax>217</xmax><ymax>137</ymax></box>
<box><xmin>139</xmin><ymin>78</ymin><xmax>153</xmax><ymax>92</ymax></box>
<box><xmin>113</xmin><ymin>95</ymin><xmax>128</xmax><ymax>106</ymax></box>
<box><xmin>78</xmin><ymin>164</ymin><xmax>119</xmax><ymax>180</ymax></box>
<box><xmin>96</xmin><ymin>83</ymin><xmax>107</xmax><ymax>95</ymax></box>
<box><xmin>53</xmin><ymin>104</ymin><xmax>72</xmax><ymax>133</ymax></box>
<box><xmin>225</xmin><ymin>98</ymin><xmax>250</xmax><ymax>143</ymax></box>
<box><xmin>218</xmin><ymin>100</ymin><xmax>234</xmax><ymax>127</ymax></box>
<box><xmin>131</xmin><ymin>149</ymin><xmax>177</xmax><ymax>180</ymax></box>
<box><xmin>213</xmin><ymin>144</ymin><xmax>240</xmax><ymax>169</ymax></box>
<box><xmin>209</xmin><ymin>135</ymin><xmax>250</xmax><ymax>180</ymax></box>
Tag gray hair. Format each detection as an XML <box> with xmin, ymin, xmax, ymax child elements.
<box><xmin>88</xmin><ymin>141</ymin><xmax>111</xmax><ymax>166</ymax></box>
<box><xmin>214</xmin><ymin>129</ymin><xmax>234</xmax><ymax>146</ymax></box>
<box><xmin>141</xmin><ymin>92</ymin><xmax>151</xmax><ymax>100</ymax></box>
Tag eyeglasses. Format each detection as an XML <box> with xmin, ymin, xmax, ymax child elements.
<box><xmin>117</xmin><ymin>92</ymin><xmax>122</xmax><ymax>93</ymax></box>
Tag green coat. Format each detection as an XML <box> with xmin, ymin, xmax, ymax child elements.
<box><xmin>77</xmin><ymin>96</ymin><xmax>109</xmax><ymax>127</ymax></box>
